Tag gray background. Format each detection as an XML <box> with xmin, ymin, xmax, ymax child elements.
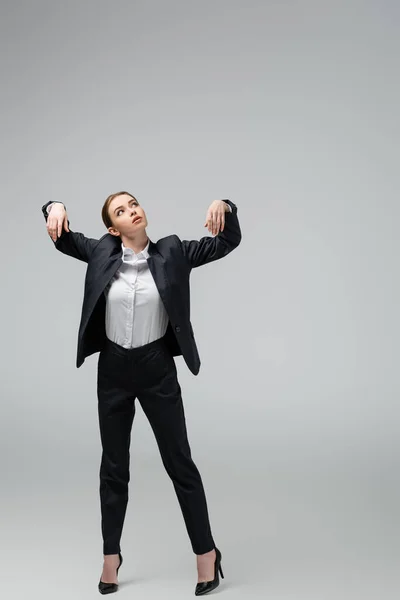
<box><xmin>1</xmin><ymin>1</ymin><xmax>399</xmax><ymax>598</ymax></box>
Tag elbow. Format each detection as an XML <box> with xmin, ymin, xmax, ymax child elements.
<box><xmin>234</xmin><ymin>229</ymin><xmax>242</xmax><ymax>248</ymax></box>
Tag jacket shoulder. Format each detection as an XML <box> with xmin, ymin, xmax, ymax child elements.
<box><xmin>155</xmin><ymin>234</ymin><xmax>181</xmax><ymax>247</ymax></box>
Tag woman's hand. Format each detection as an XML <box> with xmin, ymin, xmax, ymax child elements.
<box><xmin>46</xmin><ymin>203</ymin><xmax>70</xmax><ymax>242</ymax></box>
<box><xmin>204</xmin><ymin>200</ymin><xmax>229</xmax><ymax>236</ymax></box>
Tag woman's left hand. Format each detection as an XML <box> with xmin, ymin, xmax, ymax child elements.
<box><xmin>204</xmin><ymin>200</ymin><xmax>229</xmax><ymax>236</ymax></box>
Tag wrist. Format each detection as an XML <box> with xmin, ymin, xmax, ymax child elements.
<box><xmin>47</xmin><ymin>202</ymin><xmax>64</xmax><ymax>214</ymax></box>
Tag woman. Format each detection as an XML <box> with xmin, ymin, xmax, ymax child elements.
<box><xmin>43</xmin><ymin>192</ymin><xmax>241</xmax><ymax>595</ymax></box>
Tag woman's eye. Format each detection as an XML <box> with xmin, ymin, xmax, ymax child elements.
<box><xmin>117</xmin><ymin>203</ymin><xmax>138</xmax><ymax>216</ymax></box>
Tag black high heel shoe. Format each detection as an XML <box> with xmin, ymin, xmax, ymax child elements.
<box><xmin>98</xmin><ymin>552</ymin><xmax>123</xmax><ymax>595</ymax></box>
<box><xmin>195</xmin><ymin>547</ymin><xmax>224</xmax><ymax>596</ymax></box>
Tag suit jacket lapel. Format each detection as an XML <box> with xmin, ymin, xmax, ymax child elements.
<box><xmin>147</xmin><ymin>239</ymin><xmax>172</xmax><ymax>315</ymax></box>
<box><xmin>98</xmin><ymin>235</ymin><xmax>172</xmax><ymax>317</ymax></box>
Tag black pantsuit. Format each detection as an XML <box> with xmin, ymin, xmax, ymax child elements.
<box><xmin>41</xmin><ymin>198</ymin><xmax>241</xmax><ymax>561</ymax></box>
<box><xmin>97</xmin><ymin>335</ymin><xmax>215</xmax><ymax>556</ymax></box>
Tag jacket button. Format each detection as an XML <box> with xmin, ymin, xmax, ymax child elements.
<box><xmin>175</xmin><ymin>326</ymin><xmax>181</xmax><ymax>333</ymax></box>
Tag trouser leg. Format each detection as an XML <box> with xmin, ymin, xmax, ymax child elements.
<box><xmin>137</xmin><ymin>345</ymin><xmax>216</xmax><ymax>555</ymax></box>
<box><xmin>97</xmin><ymin>351</ymin><xmax>136</xmax><ymax>555</ymax></box>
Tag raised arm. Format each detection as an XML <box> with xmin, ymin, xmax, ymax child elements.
<box><xmin>180</xmin><ymin>199</ymin><xmax>241</xmax><ymax>269</ymax></box>
<box><xmin>42</xmin><ymin>201</ymin><xmax>100</xmax><ymax>263</ymax></box>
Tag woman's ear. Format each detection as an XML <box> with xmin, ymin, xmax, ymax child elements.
<box><xmin>108</xmin><ymin>227</ymin><xmax>120</xmax><ymax>237</ymax></box>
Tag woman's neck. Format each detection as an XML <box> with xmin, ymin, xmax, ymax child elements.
<box><xmin>121</xmin><ymin>232</ymin><xmax>149</xmax><ymax>254</ymax></box>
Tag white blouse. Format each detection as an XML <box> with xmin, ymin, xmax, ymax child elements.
<box><xmin>104</xmin><ymin>239</ymin><xmax>169</xmax><ymax>349</ymax></box>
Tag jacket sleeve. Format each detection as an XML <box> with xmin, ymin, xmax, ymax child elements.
<box><xmin>42</xmin><ymin>201</ymin><xmax>100</xmax><ymax>263</ymax></box>
<box><xmin>180</xmin><ymin>200</ymin><xmax>242</xmax><ymax>269</ymax></box>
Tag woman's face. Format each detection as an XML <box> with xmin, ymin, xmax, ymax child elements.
<box><xmin>108</xmin><ymin>194</ymin><xmax>148</xmax><ymax>236</ymax></box>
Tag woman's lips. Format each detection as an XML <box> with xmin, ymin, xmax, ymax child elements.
<box><xmin>132</xmin><ymin>217</ymin><xmax>142</xmax><ymax>224</ymax></box>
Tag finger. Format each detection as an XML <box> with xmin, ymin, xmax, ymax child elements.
<box><xmin>50</xmin><ymin>218</ymin><xmax>57</xmax><ymax>241</ymax></box>
<box><xmin>210</xmin><ymin>213</ymin><xmax>215</xmax><ymax>234</ymax></box>
<box><xmin>47</xmin><ymin>220</ymin><xmax>55</xmax><ymax>241</ymax></box>
<box><xmin>216</xmin><ymin>214</ymin><xmax>221</xmax><ymax>235</ymax></box>
<box><xmin>49</xmin><ymin>217</ymin><xmax>58</xmax><ymax>241</ymax></box>
<box><xmin>217</xmin><ymin>210</ymin><xmax>223</xmax><ymax>233</ymax></box>
<box><xmin>220</xmin><ymin>210</ymin><xmax>225</xmax><ymax>232</ymax></box>
<box><xmin>209</xmin><ymin>211</ymin><xmax>214</xmax><ymax>233</ymax></box>
<box><xmin>58</xmin><ymin>219</ymin><xmax>62</xmax><ymax>238</ymax></box>
<box><xmin>214</xmin><ymin>213</ymin><xmax>219</xmax><ymax>236</ymax></box>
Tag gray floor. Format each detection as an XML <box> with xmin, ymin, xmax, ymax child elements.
<box><xmin>2</xmin><ymin>450</ymin><xmax>398</xmax><ymax>599</ymax></box>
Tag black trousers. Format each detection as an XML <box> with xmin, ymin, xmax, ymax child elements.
<box><xmin>96</xmin><ymin>334</ymin><xmax>216</xmax><ymax>556</ymax></box>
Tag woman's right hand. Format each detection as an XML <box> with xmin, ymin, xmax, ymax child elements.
<box><xmin>46</xmin><ymin>202</ymin><xmax>70</xmax><ymax>242</ymax></box>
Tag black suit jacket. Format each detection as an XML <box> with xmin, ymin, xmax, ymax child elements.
<box><xmin>41</xmin><ymin>199</ymin><xmax>241</xmax><ymax>374</ymax></box>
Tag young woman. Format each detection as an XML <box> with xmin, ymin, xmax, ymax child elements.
<box><xmin>42</xmin><ymin>192</ymin><xmax>241</xmax><ymax>595</ymax></box>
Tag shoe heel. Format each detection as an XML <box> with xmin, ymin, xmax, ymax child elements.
<box><xmin>218</xmin><ymin>563</ymin><xmax>224</xmax><ymax>579</ymax></box>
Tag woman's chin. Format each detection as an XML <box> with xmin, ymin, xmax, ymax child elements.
<box><xmin>132</xmin><ymin>220</ymin><xmax>145</xmax><ymax>229</ymax></box>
